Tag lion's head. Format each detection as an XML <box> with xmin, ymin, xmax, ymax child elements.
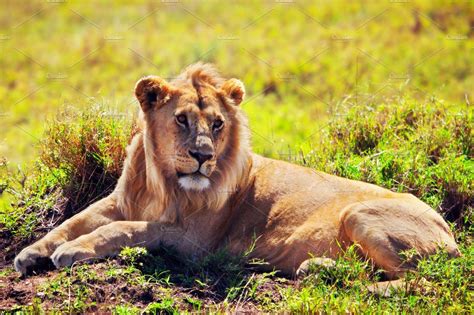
<box><xmin>134</xmin><ymin>63</ymin><xmax>250</xmax><ymax>195</ymax></box>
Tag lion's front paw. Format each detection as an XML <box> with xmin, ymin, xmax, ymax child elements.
<box><xmin>14</xmin><ymin>246</ymin><xmax>51</xmax><ymax>276</ymax></box>
<box><xmin>51</xmin><ymin>242</ymin><xmax>96</xmax><ymax>269</ymax></box>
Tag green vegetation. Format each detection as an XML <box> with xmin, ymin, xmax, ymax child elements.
<box><xmin>0</xmin><ymin>0</ymin><xmax>472</xmax><ymax>313</ymax></box>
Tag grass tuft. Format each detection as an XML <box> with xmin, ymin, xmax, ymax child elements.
<box><xmin>39</xmin><ymin>106</ymin><xmax>135</xmax><ymax>214</ymax></box>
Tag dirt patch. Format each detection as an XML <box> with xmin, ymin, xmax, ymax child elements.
<box><xmin>0</xmin><ymin>259</ymin><xmax>286</xmax><ymax>312</ymax></box>
<box><xmin>0</xmin><ymin>271</ymin><xmax>49</xmax><ymax>310</ymax></box>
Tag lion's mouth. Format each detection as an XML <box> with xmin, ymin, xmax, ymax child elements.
<box><xmin>177</xmin><ymin>171</ymin><xmax>208</xmax><ymax>178</ymax></box>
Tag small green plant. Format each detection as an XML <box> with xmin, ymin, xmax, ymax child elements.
<box><xmin>144</xmin><ymin>298</ymin><xmax>178</xmax><ymax>315</ymax></box>
<box><xmin>113</xmin><ymin>305</ymin><xmax>141</xmax><ymax>315</ymax></box>
<box><xmin>184</xmin><ymin>296</ymin><xmax>203</xmax><ymax>311</ymax></box>
<box><xmin>119</xmin><ymin>246</ymin><xmax>149</xmax><ymax>265</ymax></box>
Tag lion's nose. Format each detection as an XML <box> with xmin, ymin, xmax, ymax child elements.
<box><xmin>189</xmin><ymin>150</ymin><xmax>213</xmax><ymax>164</ymax></box>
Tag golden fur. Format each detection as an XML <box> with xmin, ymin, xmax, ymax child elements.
<box><xmin>15</xmin><ymin>63</ymin><xmax>459</xmax><ymax>279</ymax></box>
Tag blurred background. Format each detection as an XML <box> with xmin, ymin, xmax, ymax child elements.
<box><xmin>0</xmin><ymin>0</ymin><xmax>472</xmax><ymax>163</ymax></box>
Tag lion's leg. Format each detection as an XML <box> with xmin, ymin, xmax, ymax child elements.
<box><xmin>365</xmin><ymin>279</ymin><xmax>407</xmax><ymax>297</ymax></box>
<box><xmin>295</xmin><ymin>255</ymin><xmax>409</xmax><ymax>296</ymax></box>
<box><xmin>341</xmin><ymin>197</ymin><xmax>459</xmax><ymax>279</ymax></box>
<box><xmin>14</xmin><ymin>195</ymin><xmax>122</xmax><ymax>275</ymax></box>
<box><xmin>50</xmin><ymin>221</ymin><xmax>185</xmax><ymax>268</ymax></box>
<box><xmin>296</xmin><ymin>257</ymin><xmax>336</xmax><ymax>279</ymax></box>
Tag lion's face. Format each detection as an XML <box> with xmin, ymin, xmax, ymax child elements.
<box><xmin>134</xmin><ymin>66</ymin><xmax>245</xmax><ymax>191</ymax></box>
<box><xmin>164</xmin><ymin>90</ymin><xmax>230</xmax><ymax>191</ymax></box>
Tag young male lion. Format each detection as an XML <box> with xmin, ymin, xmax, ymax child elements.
<box><xmin>15</xmin><ymin>63</ymin><xmax>459</xmax><ymax>281</ymax></box>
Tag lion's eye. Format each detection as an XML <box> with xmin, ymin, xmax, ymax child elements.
<box><xmin>213</xmin><ymin>119</ymin><xmax>224</xmax><ymax>131</ymax></box>
<box><xmin>175</xmin><ymin>114</ymin><xmax>188</xmax><ymax>127</ymax></box>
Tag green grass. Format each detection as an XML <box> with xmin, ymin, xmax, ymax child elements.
<box><xmin>0</xmin><ymin>0</ymin><xmax>473</xmax><ymax>313</ymax></box>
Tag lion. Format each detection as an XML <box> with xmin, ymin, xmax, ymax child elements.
<box><xmin>15</xmin><ymin>63</ymin><xmax>459</xmax><ymax>284</ymax></box>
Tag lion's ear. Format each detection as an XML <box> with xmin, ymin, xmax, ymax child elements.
<box><xmin>221</xmin><ymin>78</ymin><xmax>245</xmax><ymax>106</ymax></box>
<box><xmin>135</xmin><ymin>76</ymin><xmax>173</xmax><ymax>112</ymax></box>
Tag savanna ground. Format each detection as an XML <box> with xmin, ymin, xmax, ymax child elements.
<box><xmin>0</xmin><ymin>0</ymin><xmax>473</xmax><ymax>313</ymax></box>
